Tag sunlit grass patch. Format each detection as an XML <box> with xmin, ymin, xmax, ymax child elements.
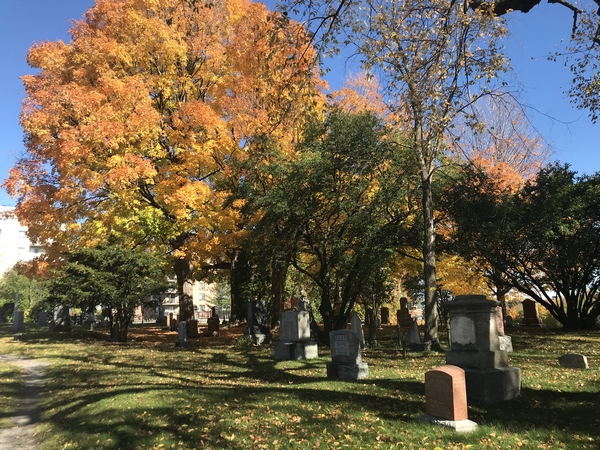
<box><xmin>0</xmin><ymin>323</ymin><xmax>598</xmax><ymax>449</ymax></box>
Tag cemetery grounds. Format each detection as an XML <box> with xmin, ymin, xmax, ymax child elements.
<box><xmin>0</xmin><ymin>324</ymin><xmax>598</xmax><ymax>450</ymax></box>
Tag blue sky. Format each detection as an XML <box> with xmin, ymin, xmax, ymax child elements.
<box><xmin>0</xmin><ymin>1</ymin><xmax>597</xmax><ymax>206</ymax></box>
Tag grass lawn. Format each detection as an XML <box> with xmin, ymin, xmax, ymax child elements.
<box><xmin>0</xmin><ymin>361</ymin><xmax>25</xmax><ymax>428</ymax></box>
<box><xmin>0</xmin><ymin>323</ymin><xmax>598</xmax><ymax>450</ymax></box>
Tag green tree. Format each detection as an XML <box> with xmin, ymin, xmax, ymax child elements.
<box><xmin>0</xmin><ymin>269</ymin><xmax>48</xmax><ymax>321</ymax></box>
<box><xmin>233</xmin><ymin>110</ymin><xmax>419</xmax><ymax>342</ymax></box>
<box><xmin>448</xmin><ymin>163</ymin><xmax>600</xmax><ymax>329</ymax></box>
<box><xmin>46</xmin><ymin>244</ymin><xmax>167</xmax><ymax>341</ymax></box>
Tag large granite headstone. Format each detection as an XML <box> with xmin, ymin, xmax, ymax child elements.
<box><xmin>186</xmin><ymin>320</ymin><xmax>199</xmax><ymax>338</ymax></box>
<box><xmin>419</xmin><ymin>365</ymin><xmax>477</xmax><ymax>432</ymax></box>
<box><xmin>156</xmin><ymin>304</ymin><xmax>165</xmax><ymax>325</ymax></box>
<box><xmin>381</xmin><ymin>307</ymin><xmax>389</xmax><ymax>325</ymax></box>
<box><xmin>50</xmin><ymin>305</ymin><xmax>71</xmax><ymax>332</ymax></box>
<box><xmin>327</xmin><ymin>330</ymin><xmax>368</xmax><ymax>380</ymax></box>
<box><xmin>170</xmin><ymin>317</ymin><xmax>178</xmax><ymax>332</ymax></box>
<box><xmin>350</xmin><ymin>312</ymin><xmax>365</xmax><ymax>349</ymax></box>
<box><xmin>12</xmin><ymin>310</ymin><xmax>25</xmax><ymax>333</ymax></box>
<box><xmin>521</xmin><ymin>299</ymin><xmax>543</xmax><ymax>327</ymax></box>
<box><xmin>274</xmin><ymin>310</ymin><xmax>318</xmax><ymax>360</ymax></box>
<box><xmin>244</xmin><ymin>300</ymin><xmax>272</xmax><ymax>344</ymax></box>
<box><xmin>445</xmin><ymin>295</ymin><xmax>520</xmax><ymax>403</ymax></box>
<box><xmin>38</xmin><ymin>311</ymin><xmax>48</xmax><ymax>326</ymax></box>
<box><xmin>176</xmin><ymin>321</ymin><xmax>189</xmax><ymax>347</ymax></box>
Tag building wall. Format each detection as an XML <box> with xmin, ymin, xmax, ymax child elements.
<box><xmin>0</xmin><ymin>206</ymin><xmax>45</xmax><ymax>275</ymax></box>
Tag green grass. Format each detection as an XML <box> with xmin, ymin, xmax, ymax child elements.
<box><xmin>0</xmin><ymin>362</ymin><xmax>25</xmax><ymax>429</ymax></box>
<box><xmin>0</xmin><ymin>324</ymin><xmax>598</xmax><ymax>449</ymax></box>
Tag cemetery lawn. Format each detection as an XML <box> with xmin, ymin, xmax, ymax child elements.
<box><xmin>0</xmin><ymin>325</ymin><xmax>598</xmax><ymax>450</ymax></box>
<box><xmin>0</xmin><ymin>362</ymin><xmax>25</xmax><ymax>428</ymax></box>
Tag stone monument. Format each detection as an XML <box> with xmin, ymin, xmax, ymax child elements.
<box><xmin>419</xmin><ymin>365</ymin><xmax>478</xmax><ymax>432</ymax></box>
<box><xmin>445</xmin><ymin>295</ymin><xmax>520</xmax><ymax>403</ymax></box>
<box><xmin>170</xmin><ymin>317</ymin><xmax>178</xmax><ymax>332</ymax></box>
<box><xmin>350</xmin><ymin>312</ymin><xmax>365</xmax><ymax>349</ymax></box>
<box><xmin>84</xmin><ymin>313</ymin><xmax>96</xmax><ymax>331</ymax></box>
<box><xmin>381</xmin><ymin>307</ymin><xmax>389</xmax><ymax>325</ymax></box>
<box><xmin>12</xmin><ymin>310</ymin><xmax>25</xmax><ymax>333</ymax></box>
<box><xmin>38</xmin><ymin>311</ymin><xmax>48</xmax><ymax>326</ymax></box>
<box><xmin>186</xmin><ymin>319</ymin><xmax>199</xmax><ymax>338</ymax></box>
<box><xmin>244</xmin><ymin>300</ymin><xmax>272</xmax><ymax>344</ymax></box>
<box><xmin>156</xmin><ymin>304</ymin><xmax>165</xmax><ymax>325</ymax></box>
<box><xmin>50</xmin><ymin>305</ymin><xmax>71</xmax><ymax>332</ymax></box>
<box><xmin>397</xmin><ymin>297</ymin><xmax>413</xmax><ymax>327</ymax></box>
<box><xmin>558</xmin><ymin>353</ymin><xmax>589</xmax><ymax>369</ymax></box>
<box><xmin>521</xmin><ymin>299</ymin><xmax>543</xmax><ymax>327</ymax></box>
<box><xmin>205</xmin><ymin>307</ymin><xmax>220</xmax><ymax>336</ymax></box>
<box><xmin>176</xmin><ymin>321</ymin><xmax>189</xmax><ymax>347</ymax></box>
<box><xmin>274</xmin><ymin>310</ymin><xmax>318</xmax><ymax>360</ymax></box>
<box><xmin>327</xmin><ymin>330</ymin><xmax>368</xmax><ymax>381</ymax></box>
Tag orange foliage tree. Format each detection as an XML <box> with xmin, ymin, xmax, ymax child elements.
<box><xmin>4</xmin><ymin>0</ymin><xmax>323</xmax><ymax>321</ymax></box>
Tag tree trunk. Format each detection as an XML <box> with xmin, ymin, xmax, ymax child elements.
<box><xmin>230</xmin><ymin>249</ymin><xmax>252</xmax><ymax>323</ymax></box>
<box><xmin>270</xmin><ymin>258</ymin><xmax>289</xmax><ymax>329</ymax></box>
<box><xmin>422</xmin><ymin>174</ymin><xmax>440</xmax><ymax>348</ymax></box>
<box><xmin>174</xmin><ymin>257</ymin><xmax>194</xmax><ymax>322</ymax></box>
<box><xmin>319</xmin><ymin>281</ymin><xmax>332</xmax><ymax>345</ymax></box>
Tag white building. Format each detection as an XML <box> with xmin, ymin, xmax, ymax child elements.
<box><xmin>0</xmin><ymin>206</ymin><xmax>45</xmax><ymax>275</ymax></box>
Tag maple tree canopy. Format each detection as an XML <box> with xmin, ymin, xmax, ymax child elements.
<box><xmin>5</xmin><ymin>0</ymin><xmax>324</xmax><ymax>271</ymax></box>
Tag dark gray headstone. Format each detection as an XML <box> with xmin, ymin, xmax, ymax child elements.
<box><xmin>38</xmin><ymin>311</ymin><xmax>48</xmax><ymax>326</ymax></box>
<box><xmin>50</xmin><ymin>305</ymin><xmax>71</xmax><ymax>332</ymax></box>
<box><xmin>558</xmin><ymin>353</ymin><xmax>589</xmax><ymax>369</ymax></box>
<box><xmin>330</xmin><ymin>330</ymin><xmax>361</xmax><ymax>364</ymax></box>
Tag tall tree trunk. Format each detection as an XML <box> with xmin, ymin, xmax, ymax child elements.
<box><xmin>270</xmin><ymin>258</ymin><xmax>289</xmax><ymax>328</ymax></box>
<box><xmin>422</xmin><ymin>173</ymin><xmax>440</xmax><ymax>348</ymax></box>
<box><xmin>319</xmin><ymin>279</ymin><xmax>332</xmax><ymax>345</ymax></box>
<box><xmin>175</xmin><ymin>257</ymin><xmax>194</xmax><ymax>321</ymax></box>
<box><xmin>230</xmin><ymin>249</ymin><xmax>252</xmax><ymax>323</ymax></box>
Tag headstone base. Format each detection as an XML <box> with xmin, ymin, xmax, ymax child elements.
<box><xmin>274</xmin><ymin>341</ymin><xmax>318</xmax><ymax>360</ymax></box>
<box><xmin>409</xmin><ymin>341</ymin><xmax>432</xmax><ymax>352</ymax></box>
<box><xmin>522</xmin><ymin>319</ymin><xmax>544</xmax><ymax>327</ymax></box>
<box><xmin>244</xmin><ymin>330</ymin><xmax>272</xmax><ymax>345</ymax></box>
<box><xmin>418</xmin><ymin>415</ymin><xmax>478</xmax><ymax>433</ymax></box>
<box><xmin>12</xmin><ymin>323</ymin><xmax>25</xmax><ymax>333</ymax></box>
<box><xmin>464</xmin><ymin>367</ymin><xmax>521</xmax><ymax>403</ymax></box>
<box><xmin>326</xmin><ymin>362</ymin><xmax>369</xmax><ymax>381</ymax></box>
<box><xmin>175</xmin><ymin>340</ymin><xmax>189</xmax><ymax>348</ymax></box>
<box><xmin>498</xmin><ymin>336</ymin><xmax>513</xmax><ymax>353</ymax></box>
<box><xmin>446</xmin><ymin>350</ymin><xmax>508</xmax><ymax>370</ymax></box>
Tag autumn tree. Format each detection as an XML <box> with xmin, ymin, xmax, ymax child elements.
<box><xmin>4</xmin><ymin>0</ymin><xmax>323</xmax><ymax>322</ymax></box>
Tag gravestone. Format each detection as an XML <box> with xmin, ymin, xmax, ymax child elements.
<box><xmin>12</xmin><ymin>310</ymin><xmax>25</xmax><ymax>333</ymax></box>
<box><xmin>244</xmin><ymin>300</ymin><xmax>272</xmax><ymax>344</ymax></box>
<box><xmin>419</xmin><ymin>365</ymin><xmax>478</xmax><ymax>432</ymax></box>
<box><xmin>326</xmin><ymin>330</ymin><xmax>368</xmax><ymax>380</ymax></box>
<box><xmin>408</xmin><ymin>321</ymin><xmax>421</xmax><ymax>346</ymax></box>
<box><xmin>165</xmin><ymin>313</ymin><xmax>172</xmax><ymax>329</ymax></box>
<box><xmin>350</xmin><ymin>312</ymin><xmax>365</xmax><ymax>349</ymax></box>
<box><xmin>156</xmin><ymin>304</ymin><xmax>165</xmax><ymax>325</ymax></box>
<box><xmin>187</xmin><ymin>320</ymin><xmax>199</xmax><ymax>338</ymax></box>
<box><xmin>206</xmin><ymin>317</ymin><xmax>220</xmax><ymax>336</ymax></box>
<box><xmin>274</xmin><ymin>310</ymin><xmax>318</xmax><ymax>360</ymax></box>
<box><xmin>170</xmin><ymin>317</ymin><xmax>178</xmax><ymax>332</ymax></box>
<box><xmin>558</xmin><ymin>353</ymin><xmax>589</xmax><ymax>369</ymax></box>
<box><xmin>38</xmin><ymin>311</ymin><xmax>48</xmax><ymax>326</ymax></box>
<box><xmin>495</xmin><ymin>306</ymin><xmax>513</xmax><ymax>352</ymax></box>
<box><xmin>445</xmin><ymin>295</ymin><xmax>520</xmax><ymax>403</ymax></box>
<box><xmin>365</xmin><ymin>308</ymin><xmax>373</xmax><ymax>328</ymax></box>
<box><xmin>50</xmin><ymin>305</ymin><xmax>71</xmax><ymax>332</ymax></box>
<box><xmin>84</xmin><ymin>313</ymin><xmax>96</xmax><ymax>331</ymax></box>
<box><xmin>397</xmin><ymin>297</ymin><xmax>413</xmax><ymax>327</ymax></box>
<box><xmin>521</xmin><ymin>299</ymin><xmax>543</xmax><ymax>327</ymax></box>
<box><xmin>176</xmin><ymin>321</ymin><xmax>189</xmax><ymax>347</ymax></box>
<box><xmin>381</xmin><ymin>307</ymin><xmax>389</xmax><ymax>325</ymax></box>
